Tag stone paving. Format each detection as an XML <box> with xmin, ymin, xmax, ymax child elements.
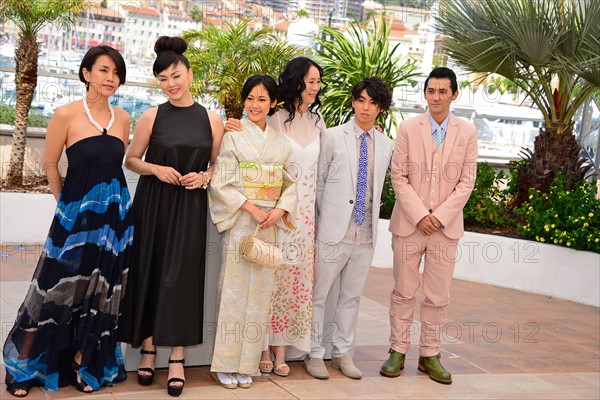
<box><xmin>0</xmin><ymin>244</ymin><xmax>598</xmax><ymax>399</ymax></box>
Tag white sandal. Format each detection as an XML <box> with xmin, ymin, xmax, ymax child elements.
<box><xmin>234</xmin><ymin>373</ymin><xmax>252</xmax><ymax>388</ymax></box>
<box><xmin>211</xmin><ymin>372</ymin><xmax>238</xmax><ymax>389</ymax></box>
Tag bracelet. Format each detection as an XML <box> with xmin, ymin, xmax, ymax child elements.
<box><xmin>200</xmin><ymin>171</ymin><xmax>211</xmax><ymax>189</ymax></box>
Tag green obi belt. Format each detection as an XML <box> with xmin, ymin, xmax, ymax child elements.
<box><xmin>239</xmin><ymin>161</ymin><xmax>284</xmax><ymax>201</ymax></box>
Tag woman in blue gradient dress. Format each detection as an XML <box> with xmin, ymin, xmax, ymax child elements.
<box><xmin>3</xmin><ymin>46</ymin><xmax>133</xmax><ymax>397</ymax></box>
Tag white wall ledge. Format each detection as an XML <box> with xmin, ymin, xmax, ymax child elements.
<box><xmin>1</xmin><ymin>192</ymin><xmax>55</xmax><ymax>244</ymax></box>
<box><xmin>2</xmin><ymin>194</ymin><xmax>598</xmax><ymax>307</ymax></box>
<box><xmin>374</xmin><ymin>219</ymin><xmax>599</xmax><ymax>308</ymax></box>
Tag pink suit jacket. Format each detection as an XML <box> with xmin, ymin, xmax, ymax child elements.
<box><xmin>388</xmin><ymin>113</ymin><xmax>478</xmax><ymax>240</ymax></box>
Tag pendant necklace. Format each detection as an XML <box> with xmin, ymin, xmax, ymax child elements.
<box><xmin>83</xmin><ymin>96</ymin><xmax>114</xmax><ymax>134</ymax></box>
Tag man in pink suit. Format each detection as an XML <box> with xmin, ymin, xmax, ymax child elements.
<box><xmin>380</xmin><ymin>67</ymin><xmax>477</xmax><ymax>384</ymax></box>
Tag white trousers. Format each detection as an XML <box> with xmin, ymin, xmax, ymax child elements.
<box><xmin>309</xmin><ymin>240</ymin><xmax>375</xmax><ymax>359</ymax></box>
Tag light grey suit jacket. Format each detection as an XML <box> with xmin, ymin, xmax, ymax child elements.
<box><xmin>316</xmin><ymin>120</ymin><xmax>394</xmax><ymax>246</ymax></box>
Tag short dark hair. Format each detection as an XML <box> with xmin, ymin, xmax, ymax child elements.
<box><xmin>278</xmin><ymin>56</ymin><xmax>324</xmax><ymax>125</ymax></box>
<box><xmin>241</xmin><ymin>74</ymin><xmax>279</xmax><ymax>116</ymax></box>
<box><xmin>79</xmin><ymin>45</ymin><xmax>126</xmax><ymax>89</ymax></box>
<box><xmin>424</xmin><ymin>67</ymin><xmax>458</xmax><ymax>94</ymax></box>
<box><xmin>351</xmin><ymin>77</ymin><xmax>392</xmax><ymax>114</ymax></box>
<box><xmin>153</xmin><ymin>36</ymin><xmax>190</xmax><ymax>76</ymax></box>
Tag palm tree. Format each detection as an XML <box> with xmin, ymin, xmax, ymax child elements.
<box><xmin>0</xmin><ymin>0</ymin><xmax>87</xmax><ymax>187</ymax></box>
<box><xmin>297</xmin><ymin>9</ymin><xmax>310</xmax><ymax>18</ymax></box>
<box><xmin>436</xmin><ymin>0</ymin><xmax>600</xmax><ymax>204</ymax></box>
<box><xmin>183</xmin><ymin>18</ymin><xmax>300</xmax><ymax>119</ymax></box>
<box><xmin>190</xmin><ymin>6</ymin><xmax>203</xmax><ymax>24</ymax></box>
<box><xmin>313</xmin><ymin>16</ymin><xmax>420</xmax><ymax>135</ymax></box>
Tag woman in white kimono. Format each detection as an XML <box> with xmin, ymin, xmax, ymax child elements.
<box><xmin>208</xmin><ymin>75</ymin><xmax>297</xmax><ymax>389</ymax></box>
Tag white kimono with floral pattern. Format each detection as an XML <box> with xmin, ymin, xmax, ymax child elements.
<box><xmin>209</xmin><ymin>119</ymin><xmax>297</xmax><ymax>374</ymax></box>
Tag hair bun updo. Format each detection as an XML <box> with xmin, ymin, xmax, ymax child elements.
<box><xmin>152</xmin><ymin>36</ymin><xmax>190</xmax><ymax>76</ymax></box>
<box><xmin>154</xmin><ymin>36</ymin><xmax>188</xmax><ymax>56</ymax></box>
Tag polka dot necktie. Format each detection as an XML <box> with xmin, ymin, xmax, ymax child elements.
<box><xmin>433</xmin><ymin>126</ymin><xmax>445</xmax><ymax>147</ymax></box>
<box><xmin>354</xmin><ymin>132</ymin><xmax>368</xmax><ymax>226</ymax></box>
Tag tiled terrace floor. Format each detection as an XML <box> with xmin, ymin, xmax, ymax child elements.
<box><xmin>0</xmin><ymin>244</ymin><xmax>598</xmax><ymax>399</ymax></box>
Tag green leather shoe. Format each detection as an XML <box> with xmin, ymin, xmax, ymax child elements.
<box><xmin>418</xmin><ymin>354</ymin><xmax>452</xmax><ymax>384</ymax></box>
<box><xmin>379</xmin><ymin>348</ymin><xmax>405</xmax><ymax>377</ymax></box>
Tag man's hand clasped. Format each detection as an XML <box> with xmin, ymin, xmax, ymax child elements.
<box><xmin>417</xmin><ymin>214</ymin><xmax>442</xmax><ymax>236</ymax></box>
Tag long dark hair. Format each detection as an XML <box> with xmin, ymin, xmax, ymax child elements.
<box><xmin>278</xmin><ymin>56</ymin><xmax>324</xmax><ymax>126</ymax></box>
<box><xmin>152</xmin><ymin>36</ymin><xmax>190</xmax><ymax>76</ymax></box>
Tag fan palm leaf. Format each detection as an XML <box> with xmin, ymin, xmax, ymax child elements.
<box><xmin>436</xmin><ymin>0</ymin><xmax>600</xmax><ymax>203</ymax></box>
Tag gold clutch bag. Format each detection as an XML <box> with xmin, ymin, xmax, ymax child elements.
<box><xmin>239</xmin><ymin>225</ymin><xmax>284</xmax><ymax>268</ymax></box>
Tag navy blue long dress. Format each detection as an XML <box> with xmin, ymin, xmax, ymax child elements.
<box><xmin>2</xmin><ymin>131</ymin><xmax>133</xmax><ymax>391</ymax></box>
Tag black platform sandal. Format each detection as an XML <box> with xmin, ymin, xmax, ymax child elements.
<box><xmin>6</xmin><ymin>381</ymin><xmax>30</xmax><ymax>398</ymax></box>
<box><xmin>72</xmin><ymin>361</ymin><xmax>93</xmax><ymax>393</ymax></box>
<box><xmin>137</xmin><ymin>348</ymin><xmax>157</xmax><ymax>386</ymax></box>
<box><xmin>167</xmin><ymin>359</ymin><xmax>185</xmax><ymax>397</ymax></box>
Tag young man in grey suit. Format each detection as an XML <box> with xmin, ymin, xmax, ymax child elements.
<box><xmin>305</xmin><ymin>77</ymin><xmax>394</xmax><ymax>379</ymax></box>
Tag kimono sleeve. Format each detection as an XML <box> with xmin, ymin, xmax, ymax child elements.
<box><xmin>208</xmin><ymin>132</ymin><xmax>248</xmax><ymax>233</ymax></box>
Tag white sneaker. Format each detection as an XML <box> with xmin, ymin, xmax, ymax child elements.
<box><xmin>211</xmin><ymin>372</ymin><xmax>238</xmax><ymax>389</ymax></box>
<box><xmin>234</xmin><ymin>373</ymin><xmax>252</xmax><ymax>388</ymax></box>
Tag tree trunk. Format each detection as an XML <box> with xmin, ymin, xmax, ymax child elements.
<box><xmin>223</xmin><ymin>97</ymin><xmax>244</xmax><ymax>120</ymax></box>
<box><xmin>515</xmin><ymin>122</ymin><xmax>591</xmax><ymax>205</ymax></box>
<box><xmin>5</xmin><ymin>33</ymin><xmax>39</xmax><ymax>187</ymax></box>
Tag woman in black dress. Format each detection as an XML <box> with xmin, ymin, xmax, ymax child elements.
<box><xmin>3</xmin><ymin>46</ymin><xmax>132</xmax><ymax>397</ymax></box>
<box><xmin>118</xmin><ymin>36</ymin><xmax>224</xmax><ymax>397</ymax></box>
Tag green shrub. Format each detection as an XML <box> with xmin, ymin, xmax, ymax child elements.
<box><xmin>505</xmin><ymin>159</ymin><xmax>522</xmax><ymax>196</ymax></box>
<box><xmin>0</xmin><ymin>103</ymin><xmax>49</xmax><ymax>128</ymax></box>
<box><xmin>516</xmin><ymin>174</ymin><xmax>600</xmax><ymax>253</ymax></box>
<box><xmin>379</xmin><ymin>168</ymin><xmax>395</xmax><ymax>219</ymax></box>
<box><xmin>129</xmin><ymin>113</ymin><xmax>138</xmax><ymax>133</ymax></box>
<box><xmin>28</xmin><ymin>112</ymin><xmax>49</xmax><ymax>128</ymax></box>
<box><xmin>463</xmin><ymin>162</ymin><xmax>516</xmax><ymax>228</ymax></box>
